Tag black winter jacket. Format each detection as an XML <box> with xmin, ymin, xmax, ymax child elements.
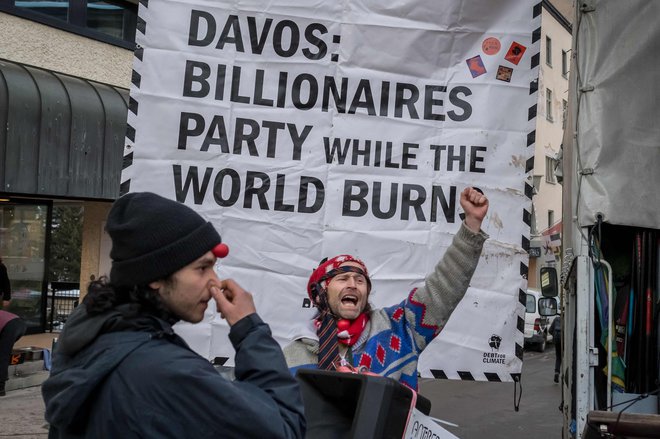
<box><xmin>42</xmin><ymin>306</ymin><xmax>305</xmax><ymax>438</ymax></box>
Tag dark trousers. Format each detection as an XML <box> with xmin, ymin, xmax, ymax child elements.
<box><xmin>554</xmin><ymin>337</ymin><xmax>562</xmax><ymax>374</ymax></box>
<box><xmin>0</xmin><ymin>318</ymin><xmax>27</xmax><ymax>382</ymax></box>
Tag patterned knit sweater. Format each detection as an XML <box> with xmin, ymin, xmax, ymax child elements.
<box><xmin>283</xmin><ymin>223</ymin><xmax>488</xmax><ymax>389</ymax></box>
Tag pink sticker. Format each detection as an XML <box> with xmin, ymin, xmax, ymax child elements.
<box><xmin>482</xmin><ymin>37</ymin><xmax>501</xmax><ymax>55</ymax></box>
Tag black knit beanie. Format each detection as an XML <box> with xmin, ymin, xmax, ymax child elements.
<box><xmin>106</xmin><ymin>192</ymin><xmax>221</xmax><ymax>286</ymax></box>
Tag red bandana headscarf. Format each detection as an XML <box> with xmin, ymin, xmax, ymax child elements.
<box><xmin>307</xmin><ymin>255</ymin><xmax>369</xmax><ymax>293</ymax></box>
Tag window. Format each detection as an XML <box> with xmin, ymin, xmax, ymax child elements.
<box><xmin>0</xmin><ymin>199</ymin><xmax>52</xmax><ymax>333</ymax></box>
<box><xmin>546</xmin><ymin>156</ymin><xmax>557</xmax><ymax>183</ymax></box>
<box><xmin>562</xmin><ymin>99</ymin><xmax>568</xmax><ymax>129</ymax></box>
<box><xmin>548</xmin><ymin>210</ymin><xmax>555</xmax><ymax>229</ymax></box>
<box><xmin>87</xmin><ymin>0</ymin><xmax>137</xmax><ymax>41</ymax></box>
<box><xmin>14</xmin><ymin>0</ymin><xmax>69</xmax><ymax>21</ymax></box>
<box><xmin>526</xmin><ymin>294</ymin><xmax>536</xmax><ymax>313</ymax></box>
<box><xmin>546</xmin><ymin>88</ymin><xmax>553</xmax><ymax>122</ymax></box>
<box><xmin>562</xmin><ymin>50</ymin><xmax>569</xmax><ymax>78</ymax></box>
<box><xmin>546</xmin><ymin>36</ymin><xmax>552</xmax><ymax>66</ymax></box>
<box><xmin>530</xmin><ymin>204</ymin><xmax>537</xmax><ymax>234</ymax></box>
<box><xmin>3</xmin><ymin>0</ymin><xmax>137</xmax><ymax>48</ymax></box>
<box><xmin>533</xmin><ymin>175</ymin><xmax>542</xmax><ymax>194</ymax></box>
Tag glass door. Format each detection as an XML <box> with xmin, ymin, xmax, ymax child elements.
<box><xmin>0</xmin><ymin>198</ymin><xmax>52</xmax><ymax>334</ymax></box>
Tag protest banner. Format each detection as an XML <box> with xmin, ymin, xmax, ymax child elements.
<box><xmin>123</xmin><ymin>0</ymin><xmax>540</xmax><ymax>382</ymax></box>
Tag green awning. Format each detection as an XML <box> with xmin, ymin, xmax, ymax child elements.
<box><xmin>0</xmin><ymin>58</ymin><xmax>128</xmax><ymax>200</ymax></box>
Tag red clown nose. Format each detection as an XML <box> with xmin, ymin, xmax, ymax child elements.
<box><xmin>212</xmin><ymin>243</ymin><xmax>229</xmax><ymax>258</ymax></box>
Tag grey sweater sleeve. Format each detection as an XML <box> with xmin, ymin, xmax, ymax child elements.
<box><xmin>407</xmin><ymin>222</ymin><xmax>487</xmax><ymax>351</ymax></box>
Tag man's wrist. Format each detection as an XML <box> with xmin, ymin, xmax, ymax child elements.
<box><xmin>464</xmin><ymin>217</ymin><xmax>482</xmax><ymax>233</ymax></box>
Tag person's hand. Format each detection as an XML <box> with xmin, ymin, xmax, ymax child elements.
<box><xmin>210</xmin><ymin>279</ymin><xmax>256</xmax><ymax>326</ymax></box>
<box><xmin>2</xmin><ymin>300</ymin><xmax>9</xmax><ymax>310</ymax></box>
<box><xmin>460</xmin><ymin>187</ymin><xmax>489</xmax><ymax>233</ymax></box>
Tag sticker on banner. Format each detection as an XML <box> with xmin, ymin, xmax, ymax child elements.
<box><xmin>496</xmin><ymin>66</ymin><xmax>513</xmax><ymax>82</ymax></box>
<box><xmin>504</xmin><ymin>42</ymin><xmax>527</xmax><ymax>65</ymax></box>
<box><xmin>484</xmin><ymin>334</ymin><xmax>506</xmax><ymax>364</ymax></box>
<box><xmin>482</xmin><ymin>37</ymin><xmax>501</xmax><ymax>55</ymax></box>
<box><xmin>466</xmin><ymin>55</ymin><xmax>487</xmax><ymax>78</ymax></box>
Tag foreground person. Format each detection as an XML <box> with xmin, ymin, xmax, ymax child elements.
<box><xmin>42</xmin><ymin>192</ymin><xmax>305</xmax><ymax>439</ymax></box>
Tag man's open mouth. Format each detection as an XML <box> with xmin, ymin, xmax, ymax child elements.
<box><xmin>341</xmin><ymin>295</ymin><xmax>358</xmax><ymax>306</ymax></box>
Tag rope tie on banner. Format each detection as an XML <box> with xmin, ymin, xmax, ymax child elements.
<box><xmin>513</xmin><ymin>374</ymin><xmax>522</xmax><ymax>412</ymax></box>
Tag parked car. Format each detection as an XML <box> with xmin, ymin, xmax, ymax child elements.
<box><xmin>524</xmin><ymin>288</ymin><xmax>558</xmax><ymax>352</ymax></box>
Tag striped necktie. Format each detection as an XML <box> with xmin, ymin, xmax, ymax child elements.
<box><xmin>317</xmin><ymin>312</ymin><xmax>340</xmax><ymax>370</ymax></box>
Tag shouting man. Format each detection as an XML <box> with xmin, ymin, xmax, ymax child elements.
<box><xmin>284</xmin><ymin>187</ymin><xmax>489</xmax><ymax>389</ymax></box>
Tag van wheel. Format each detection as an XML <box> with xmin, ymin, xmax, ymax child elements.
<box><xmin>536</xmin><ymin>334</ymin><xmax>547</xmax><ymax>352</ymax></box>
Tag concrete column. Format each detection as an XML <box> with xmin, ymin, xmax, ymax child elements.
<box><xmin>79</xmin><ymin>201</ymin><xmax>112</xmax><ymax>300</ymax></box>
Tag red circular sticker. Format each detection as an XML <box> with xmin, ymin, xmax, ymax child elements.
<box><xmin>482</xmin><ymin>37</ymin><xmax>501</xmax><ymax>55</ymax></box>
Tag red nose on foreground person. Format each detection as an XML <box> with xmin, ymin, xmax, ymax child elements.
<box><xmin>284</xmin><ymin>187</ymin><xmax>489</xmax><ymax>390</ymax></box>
<box><xmin>42</xmin><ymin>192</ymin><xmax>305</xmax><ymax>439</ymax></box>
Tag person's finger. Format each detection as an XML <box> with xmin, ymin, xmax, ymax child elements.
<box><xmin>211</xmin><ymin>285</ymin><xmax>231</xmax><ymax>310</ymax></box>
<box><xmin>222</xmin><ymin>278</ymin><xmax>246</xmax><ymax>300</ymax></box>
<box><xmin>222</xmin><ymin>278</ymin><xmax>242</xmax><ymax>292</ymax></box>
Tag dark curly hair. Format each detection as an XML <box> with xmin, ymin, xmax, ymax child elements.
<box><xmin>83</xmin><ymin>276</ymin><xmax>175</xmax><ymax>322</ymax></box>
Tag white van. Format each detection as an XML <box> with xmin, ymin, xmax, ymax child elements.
<box><xmin>524</xmin><ymin>288</ymin><xmax>558</xmax><ymax>352</ymax></box>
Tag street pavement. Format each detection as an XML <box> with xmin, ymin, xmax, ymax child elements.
<box><xmin>0</xmin><ymin>386</ymin><xmax>48</xmax><ymax>438</ymax></box>
<box><xmin>0</xmin><ymin>346</ymin><xmax>562</xmax><ymax>438</ymax></box>
<box><xmin>420</xmin><ymin>347</ymin><xmax>563</xmax><ymax>438</ymax></box>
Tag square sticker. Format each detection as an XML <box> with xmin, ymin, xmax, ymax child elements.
<box><xmin>505</xmin><ymin>42</ymin><xmax>527</xmax><ymax>65</ymax></box>
<box><xmin>466</xmin><ymin>55</ymin><xmax>487</xmax><ymax>78</ymax></box>
<box><xmin>496</xmin><ymin>65</ymin><xmax>513</xmax><ymax>82</ymax></box>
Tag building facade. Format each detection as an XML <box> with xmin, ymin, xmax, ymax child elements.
<box><xmin>0</xmin><ymin>0</ymin><xmax>135</xmax><ymax>332</ymax></box>
<box><xmin>527</xmin><ymin>0</ymin><xmax>572</xmax><ymax>288</ymax></box>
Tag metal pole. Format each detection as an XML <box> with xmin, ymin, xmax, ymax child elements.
<box><xmin>595</xmin><ymin>258</ymin><xmax>613</xmax><ymax>410</ymax></box>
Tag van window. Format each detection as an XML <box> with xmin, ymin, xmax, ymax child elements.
<box><xmin>525</xmin><ymin>294</ymin><xmax>536</xmax><ymax>313</ymax></box>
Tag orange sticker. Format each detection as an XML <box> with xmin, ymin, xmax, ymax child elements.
<box><xmin>482</xmin><ymin>37</ymin><xmax>501</xmax><ymax>55</ymax></box>
<box><xmin>505</xmin><ymin>42</ymin><xmax>527</xmax><ymax>65</ymax></box>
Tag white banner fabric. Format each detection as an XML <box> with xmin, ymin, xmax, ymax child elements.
<box><xmin>124</xmin><ymin>0</ymin><xmax>539</xmax><ymax>381</ymax></box>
